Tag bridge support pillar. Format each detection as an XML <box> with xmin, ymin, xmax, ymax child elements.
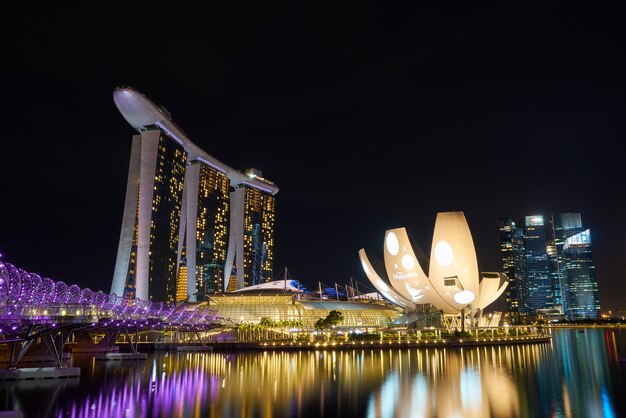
<box><xmin>123</xmin><ymin>328</ymin><xmax>139</xmax><ymax>354</ymax></box>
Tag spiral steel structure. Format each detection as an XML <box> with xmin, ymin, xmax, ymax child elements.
<box><xmin>0</xmin><ymin>261</ymin><xmax>218</xmax><ymax>335</ymax></box>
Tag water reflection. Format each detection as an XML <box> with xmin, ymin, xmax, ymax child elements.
<box><xmin>366</xmin><ymin>350</ymin><xmax>519</xmax><ymax>418</ymax></box>
<box><xmin>0</xmin><ymin>329</ymin><xmax>623</xmax><ymax>417</ymax></box>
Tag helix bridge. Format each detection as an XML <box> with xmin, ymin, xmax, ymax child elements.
<box><xmin>0</xmin><ymin>261</ymin><xmax>219</xmax><ymax>369</ymax></box>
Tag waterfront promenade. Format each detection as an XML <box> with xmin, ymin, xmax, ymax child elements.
<box><xmin>152</xmin><ymin>334</ymin><xmax>551</xmax><ymax>351</ymax></box>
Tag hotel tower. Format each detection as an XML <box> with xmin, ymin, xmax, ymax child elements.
<box><xmin>110</xmin><ymin>87</ymin><xmax>278</xmax><ymax>302</ymax></box>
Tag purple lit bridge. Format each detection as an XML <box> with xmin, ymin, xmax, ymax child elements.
<box><xmin>0</xmin><ymin>261</ymin><xmax>219</xmax><ymax>369</ymax></box>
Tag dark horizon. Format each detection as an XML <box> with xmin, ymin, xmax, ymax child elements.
<box><xmin>2</xmin><ymin>2</ymin><xmax>624</xmax><ymax>311</ymax></box>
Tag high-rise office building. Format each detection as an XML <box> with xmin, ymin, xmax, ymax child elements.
<box><xmin>500</xmin><ymin>212</ymin><xmax>600</xmax><ymax>322</ymax></box>
<box><xmin>512</xmin><ymin>225</ymin><xmax>528</xmax><ymax>317</ymax></box>
<box><xmin>546</xmin><ymin>239</ymin><xmax>561</xmax><ymax>309</ymax></box>
<box><xmin>523</xmin><ymin>215</ymin><xmax>555</xmax><ymax>312</ymax></box>
<box><xmin>110</xmin><ymin>87</ymin><xmax>278</xmax><ymax>302</ymax></box>
<box><xmin>552</xmin><ymin>213</ymin><xmax>600</xmax><ymax>319</ymax></box>
<box><xmin>500</xmin><ymin>215</ymin><xmax>552</xmax><ymax>323</ymax></box>
<box><xmin>499</xmin><ymin>217</ymin><xmax>531</xmax><ymax>322</ymax></box>
<box><xmin>499</xmin><ymin>218</ymin><xmax>518</xmax><ymax>319</ymax></box>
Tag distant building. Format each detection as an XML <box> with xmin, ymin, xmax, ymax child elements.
<box><xmin>512</xmin><ymin>222</ymin><xmax>528</xmax><ymax>318</ymax></box>
<box><xmin>561</xmin><ymin>229</ymin><xmax>599</xmax><ymax>319</ymax></box>
<box><xmin>499</xmin><ymin>218</ymin><xmax>519</xmax><ymax>322</ymax></box>
<box><xmin>523</xmin><ymin>215</ymin><xmax>555</xmax><ymax>313</ymax></box>
<box><xmin>552</xmin><ymin>213</ymin><xmax>599</xmax><ymax>319</ymax></box>
<box><xmin>110</xmin><ymin>87</ymin><xmax>278</xmax><ymax>302</ymax></box>
<box><xmin>551</xmin><ymin>213</ymin><xmax>584</xmax><ymax>315</ymax></box>
<box><xmin>499</xmin><ymin>212</ymin><xmax>600</xmax><ymax>322</ymax></box>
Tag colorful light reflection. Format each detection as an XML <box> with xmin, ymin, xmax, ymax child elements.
<box><xmin>0</xmin><ymin>329</ymin><xmax>622</xmax><ymax>417</ymax></box>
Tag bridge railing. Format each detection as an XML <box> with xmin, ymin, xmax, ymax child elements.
<box><xmin>0</xmin><ymin>261</ymin><xmax>218</xmax><ymax>328</ymax></box>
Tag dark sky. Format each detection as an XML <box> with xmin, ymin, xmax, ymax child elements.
<box><xmin>2</xmin><ymin>2</ymin><xmax>624</xmax><ymax>311</ymax></box>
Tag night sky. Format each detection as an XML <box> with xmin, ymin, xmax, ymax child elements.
<box><xmin>2</xmin><ymin>2</ymin><xmax>624</xmax><ymax>311</ymax></box>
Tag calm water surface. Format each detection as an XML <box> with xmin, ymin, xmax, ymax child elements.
<box><xmin>1</xmin><ymin>328</ymin><xmax>625</xmax><ymax>418</ymax></box>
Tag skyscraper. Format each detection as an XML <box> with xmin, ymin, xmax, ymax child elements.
<box><xmin>552</xmin><ymin>213</ymin><xmax>600</xmax><ymax>319</ymax></box>
<box><xmin>111</xmin><ymin>128</ymin><xmax>187</xmax><ymax>303</ymax></box>
<box><xmin>243</xmin><ymin>184</ymin><xmax>275</xmax><ymax>286</ymax></box>
<box><xmin>499</xmin><ymin>217</ymin><xmax>530</xmax><ymax>323</ymax></box>
<box><xmin>223</xmin><ymin>173</ymin><xmax>276</xmax><ymax>289</ymax></box>
<box><xmin>500</xmin><ymin>212</ymin><xmax>600</xmax><ymax>322</ymax></box>
<box><xmin>524</xmin><ymin>215</ymin><xmax>555</xmax><ymax>312</ymax></box>
<box><xmin>182</xmin><ymin>161</ymin><xmax>230</xmax><ymax>300</ymax></box>
<box><xmin>512</xmin><ymin>225</ymin><xmax>528</xmax><ymax>317</ymax></box>
<box><xmin>110</xmin><ymin>87</ymin><xmax>278</xmax><ymax>302</ymax></box>
<box><xmin>499</xmin><ymin>218</ymin><xmax>518</xmax><ymax>320</ymax></box>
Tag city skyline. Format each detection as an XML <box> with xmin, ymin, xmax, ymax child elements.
<box><xmin>2</xmin><ymin>2</ymin><xmax>625</xmax><ymax>310</ymax></box>
<box><xmin>500</xmin><ymin>213</ymin><xmax>600</xmax><ymax>322</ymax></box>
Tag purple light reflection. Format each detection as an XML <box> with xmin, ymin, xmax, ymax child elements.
<box><xmin>65</xmin><ymin>360</ymin><xmax>216</xmax><ymax>418</ymax></box>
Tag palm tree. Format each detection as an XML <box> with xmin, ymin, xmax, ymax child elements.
<box><xmin>258</xmin><ymin>317</ymin><xmax>276</xmax><ymax>340</ymax></box>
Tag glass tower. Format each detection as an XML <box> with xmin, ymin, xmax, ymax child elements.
<box><xmin>499</xmin><ymin>218</ymin><xmax>518</xmax><ymax>321</ymax></box>
<box><xmin>547</xmin><ymin>239</ymin><xmax>561</xmax><ymax>310</ymax></box>
<box><xmin>512</xmin><ymin>226</ymin><xmax>528</xmax><ymax>318</ymax></box>
<box><xmin>552</xmin><ymin>213</ymin><xmax>600</xmax><ymax>319</ymax></box>
<box><xmin>524</xmin><ymin>215</ymin><xmax>554</xmax><ymax>312</ymax></box>
<box><xmin>243</xmin><ymin>187</ymin><xmax>275</xmax><ymax>286</ymax></box>
<box><xmin>561</xmin><ymin>230</ymin><xmax>600</xmax><ymax>319</ymax></box>
<box><xmin>499</xmin><ymin>214</ymin><xmax>565</xmax><ymax>323</ymax></box>
<box><xmin>147</xmin><ymin>133</ymin><xmax>187</xmax><ymax>302</ymax></box>
<box><xmin>114</xmin><ymin>129</ymin><xmax>187</xmax><ymax>303</ymax></box>
<box><xmin>499</xmin><ymin>212</ymin><xmax>601</xmax><ymax>322</ymax></box>
<box><xmin>195</xmin><ymin>164</ymin><xmax>230</xmax><ymax>298</ymax></box>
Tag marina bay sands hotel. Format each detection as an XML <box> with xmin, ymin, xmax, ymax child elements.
<box><xmin>110</xmin><ymin>87</ymin><xmax>278</xmax><ymax>303</ymax></box>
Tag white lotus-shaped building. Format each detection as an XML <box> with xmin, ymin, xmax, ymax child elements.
<box><xmin>359</xmin><ymin>211</ymin><xmax>508</xmax><ymax>315</ymax></box>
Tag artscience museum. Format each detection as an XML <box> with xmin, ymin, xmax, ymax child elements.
<box><xmin>359</xmin><ymin>212</ymin><xmax>508</xmax><ymax>329</ymax></box>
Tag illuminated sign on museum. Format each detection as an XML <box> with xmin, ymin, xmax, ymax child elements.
<box><xmin>392</xmin><ymin>271</ymin><xmax>418</xmax><ymax>280</ymax></box>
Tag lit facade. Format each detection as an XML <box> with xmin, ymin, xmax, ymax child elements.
<box><xmin>552</xmin><ymin>213</ymin><xmax>600</xmax><ymax>319</ymax></box>
<box><xmin>512</xmin><ymin>225</ymin><xmax>527</xmax><ymax>318</ymax></box>
<box><xmin>206</xmin><ymin>294</ymin><xmax>401</xmax><ymax>330</ymax></box>
<box><xmin>223</xmin><ymin>180</ymin><xmax>276</xmax><ymax>289</ymax></box>
<box><xmin>523</xmin><ymin>215</ymin><xmax>554</xmax><ymax>313</ymax></box>
<box><xmin>192</xmin><ymin>163</ymin><xmax>230</xmax><ymax>298</ymax></box>
<box><xmin>176</xmin><ymin>243</ymin><xmax>188</xmax><ymax>302</ymax></box>
<box><xmin>110</xmin><ymin>87</ymin><xmax>278</xmax><ymax>302</ymax></box>
<box><xmin>499</xmin><ymin>212</ymin><xmax>600</xmax><ymax>322</ymax></box>
<box><xmin>111</xmin><ymin>129</ymin><xmax>186</xmax><ymax>303</ymax></box>
<box><xmin>499</xmin><ymin>215</ymin><xmax>554</xmax><ymax>322</ymax></box>
<box><xmin>499</xmin><ymin>218</ymin><xmax>518</xmax><ymax>321</ymax></box>
<box><xmin>359</xmin><ymin>212</ymin><xmax>508</xmax><ymax>315</ymax></box>
<box><xmin>243</xmin><ymin>187</ymin><xmax>275</xmax><ymax>286</ymax></box>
